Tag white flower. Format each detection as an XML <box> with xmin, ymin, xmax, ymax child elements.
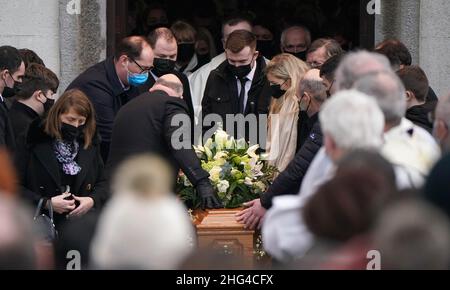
<box><xmin>209</xmin><ymin>166</ymin><xmax>222</xmax><ymax>183</ymax></box>
<box><xmin>204</xmin><ymin>146</ymin><xmax>213</xmax><ymax>160</ymax></box>
<box><xmin>254</xmin><ymin>181</ymin><xmax>266</xmax><ymax>192</ymax></box>
<box><xmin>204</xmin><ymin>138</ymin><xmax>213</xmax><ymax>150</ymax></box>
<box><xmin>214</xmin><ymin>151</ymin><xmax>228</xmax><ymax>161</ymax></box>
<box><xmin>215</xmin><ymin>129</ymin><xmax>229</xmax><ymax>150</ymax></box>
<box><xmin>217</xmin><ymin>180</ymin><xmax>230</xmax><ymax>193</ymax></box>
<box><xmin>225</xmin><ymin>137</ymin><xmax>236</xmax><ymax>150</ymax></box>
<box><xmin>244</xmin><ymin>177</ymin><xmax>254</xmax><ymax>186</ymax></box>
<box><xmin>247</xmin><ymin>144</ymin><xmax>260</xmax><ymax>159</ymax></box>
<box><xmin>236</xmin><ymin>138</ymin><xmax>247</xmax><ymax>150</ymax></box>
<box><xmin>194</xmin><ymin>145</ymin><xmax>205</xmax><ymax>158</ymax></box>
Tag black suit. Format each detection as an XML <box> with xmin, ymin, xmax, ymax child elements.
<box><xmin>139</xmin><ymin>70</ymin><xmax>195</xmax><ymax>124</ymax></box>
<box><xmin>66</xmin><ymin>57</ymin><xmax>141</xmax><ymax>161</ymax></box>
<box><xmin>106</xmin><ymin>90</ymin><xmax>209</xmax><ymax>186</ymax></box>
<box><xmin>0</xmin><ymin>98</ymin><xmax>16</xmax><ymax>152</ymax></box>
<box><xmin>8</xmin><ymin>101</ymin><xmax>39</xmax><ymax>147</ymax></box>
<box><xmin>202</xmin><ymin>57</ymin><xmax>271</xmax><ymax>141</ymax></box>
<box><xmin>15</xmin><ymin>119</ymin><xmax>108</xmax><ymax>226</ymax></box>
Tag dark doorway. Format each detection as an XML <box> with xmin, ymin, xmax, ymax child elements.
<box><xmin>107</xmin><ymin>0</ymin><xmax>375</xmax><ymax>57</ymax></box>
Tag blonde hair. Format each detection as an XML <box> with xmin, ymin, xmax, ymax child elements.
<box><xmin>265</xmin><ymin>53</ymin><xmax>310</xmax><ymax>115</ymax></box>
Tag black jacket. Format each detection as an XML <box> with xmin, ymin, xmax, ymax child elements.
<box><xmin>8</xmin><ymin>101</ymin><xmax>39</xmax><ymax>147</ymax></box>
<box><xmin>139</xmin><ymin>70</ymin><xmax>195</xmax><ymax>123</ymax></box>
<box><xmin>406</xmin><ymin>104</ymin><xmax>434</xmax><ymax>134</ymax></box>
<box><xmin>15</xmin><ymin>119</ymin><xmax>108</xmax><ymax>225</ymax></box>
<box><xmin>261</xmin><ymin>113</ymin><xmax>323</xmax><ymax>209</ymax></box>
<box><xmin>106</xmin><ymin>90</ymin><xmax>209</xmax><ymax>186</ymax></box>
<box><xmin>66</xmin><ymin>57</ymin><xmax>141</xmax><ymax>161</ymax></box>
<box><xmin>0</xmin><ymin>99</ymin><xmax>16</xmax><ymax>152</ymax></box>
<box><xmin>201</xmin><ymin>57</ymin><xmax>271</xmax><ymax>140</ymax></box>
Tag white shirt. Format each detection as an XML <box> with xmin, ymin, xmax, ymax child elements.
<box><xmin>0</xmin><ymin>94</ymin><xmax>3</xmax><ymax>103</ymax></box>
<box><xmin>235</xmin><ymin>62</ymin><xmax>257</xmax><ymax>112</ymax></box>
<box><xmin>262</xmin><ymin>148</ymin><xmax>336</xmax><ymax>262</ymax></box>
<box><xmin>382</xmin><ymin>118</ymin><xmax>441</xmax><ymax>189</ymax></box>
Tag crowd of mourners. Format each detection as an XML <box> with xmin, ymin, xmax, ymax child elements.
<box><xmin>1</xmin><ymin>4</ymin><xmax>450</xmax><ymax>270</ymax></box>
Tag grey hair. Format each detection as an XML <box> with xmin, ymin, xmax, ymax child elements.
<box><xmin>319</xmin><ymin>90</ymin><xmax>385</xmax><ymax>151</ymax></box>
<box><xmin>299</xmin><ymin>78</ymin><xmax>327</xmax><ymax>103</ymax></box>
<box><xmin>280</xmin><ymin>25</ymin><xmax>311</xmax><ymax>48</ymax></box>
<box><xmin>154</xmin><ymin>78</ymin><xmax>184</xmax><ymax>96</ymax></box>
<box><xmin>353</xmin><ymin>71</ymin><xmax>407</xmax><ymax>125</ymax></box>
<box><xmin>335</xmin><ymin>51</ymin><xmax>392</xmax><ymax>91</ymax></box>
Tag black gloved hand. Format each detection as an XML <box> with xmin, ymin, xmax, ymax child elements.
<box><xmin>196</xmin><ymin>179</ymin><xmax>223</xmax><ymax>210</ymax></box>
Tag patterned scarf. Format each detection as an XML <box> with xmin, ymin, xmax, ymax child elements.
<box><xmin>53</xmin><ymin>140</ymin><xmax>82</xmax><ymax>175</ymax></box>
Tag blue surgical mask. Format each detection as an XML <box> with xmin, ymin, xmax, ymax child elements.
<box><xmin>127</xmin><ymin>70</ymin><xmax>149</xmax><ymax>86</ymax></box>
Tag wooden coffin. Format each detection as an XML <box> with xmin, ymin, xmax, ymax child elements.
<box><xmin>193</xmin><ymin>208</ymin><xmax>257</xmax><ymax>269</ymax></box>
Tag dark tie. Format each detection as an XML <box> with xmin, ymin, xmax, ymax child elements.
<box><xmin>238</xmin><ymin>77</ymin><xmax>248</xmax><ymax>114</ymax></box>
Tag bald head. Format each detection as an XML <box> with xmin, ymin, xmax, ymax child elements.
<box><xmin>281</xmin><ymin>26</ymin><xmax>312</xmax><ymax>54</ymax></box>
<box><xmin>303</xmin><ymin>68</ymin><xmax>323</xmax><ymax>82</ymax></box>
<box><xmin>150</xmin><ymin>74</ymin><xmax>184</xmax><ymax>98</ymax></box>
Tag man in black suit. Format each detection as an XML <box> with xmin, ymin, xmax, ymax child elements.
<box><xmin>0</xmin><ymin>45</ymin><xmax>26</xmax><ymax>153</ymax></box>
<box><xmin>202</xmin><ymin>30</ymin><xmax>271</xmax><ymax>142</ymax></box>
<box><xmin>140</xmin><ymin>27</ymin><xmax>195</xmax><ymax>122</ymax></box>
<box><xmin>67</xmin><ymin>36</ymin><xmax>154</xmax><ymax>161</ymax></box>
<box><xmin>107</xmin><ymin>74</ymin><xmax>221</xmax><ymax>209</ymax></box>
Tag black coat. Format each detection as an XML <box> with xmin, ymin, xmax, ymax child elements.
<box><xmin>66</xmin><ymin>57</ymin><xmax>141</xmax><ymax>161</ymax></box>
<box><xmin>0</xmin><ymin>99</ymin><xmax>16</xmax><ymax>152</ymax></box>
<box><xmin>201</xmin><ymin>57</ymin><xmax>271</xmax><ymax>140</ymax></box>
<box><xmin>260</xmin><ymin>113</ymin><xmax>323</xmax><ymax>209</ymax></box>
<box><xmin>106</xmin><ymin>90</ymin><xmax>209</xmax><ymax>186</ymax></box>
<box><xmin>406</xmin><ymin>104</ymin><xmax>434</xmax><ymax>134</ymax></box>
<box><xmin>138</xmin><ymin>70</ymin><xmax>195</xmax><ymax>123</ymax></box>
<box><xmin>15</xmin><ymin>119</ymin><xmax>108</xmax><ymax>224</ymax></box>
<box><xmin>8</xmin><ymin>101</ymin><xmax>39</xmax><ymax>147</ymax></box>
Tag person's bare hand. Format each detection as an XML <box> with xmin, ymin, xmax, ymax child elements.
<box><xmin>51</xmin><ymin>193</ymin><xmax>76</xmax><ymax>214</ymax></box>
<box><xmin>68</xmin><ymin>196</ymin><xmax>94</xmax><ymax>218</ymax></box>
<box><xmin>235</xmin><ymin>199</ymin><xmax>266</xmax><ymax>230</ymax></box>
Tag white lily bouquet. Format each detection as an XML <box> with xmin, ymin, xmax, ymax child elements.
<box><xmin>178</xmin><ymin>129</ymin><xmax>278</xmax><ymax>209</ymax></box>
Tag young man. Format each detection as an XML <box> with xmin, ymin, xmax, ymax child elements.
<box><xmin>0</xmin><ymin>45</ymin><xmax>25</xmax><ymax>152</ymax></box>
<box><xmin>8</xmin><ymin>64</ymin><xmax>59</xmax><ymax>146</ymax></box>
<box><xmin>397</xmin><ymin>65</ymin><xmax>434</xmax><ymax>133</ymax></box>
<box><xmin>202</xmin><ymin>30</ymin><xmax>271</xmax><ymax>141</ymax></box>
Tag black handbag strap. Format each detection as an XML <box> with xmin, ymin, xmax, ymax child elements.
<box><xmin>34</xmin><ymin>198</ymin><xmax>54</xmax><ymax>222</ymax></box>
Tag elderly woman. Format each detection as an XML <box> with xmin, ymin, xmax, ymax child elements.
<box><xmin>265</xmin><ymin>53</ymin><xmax>309</xmax><ymax>172</ymax></box>
<box><xmin>16</xmin><ymin>89</ymin><xmax>107</xmax><ymax>227</ymax></box>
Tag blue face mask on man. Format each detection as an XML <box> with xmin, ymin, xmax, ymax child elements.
<box><xmin>127</xmin><ymin>70</ymin><xmax>149</xmax><ymax>86</ymax></box>
<box><xmin>126</xmin><ymin>57</ymin><xmax>150</xmax><ymax>86</ymax></box>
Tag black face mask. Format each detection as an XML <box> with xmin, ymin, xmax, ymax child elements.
<box><xmin>2</xmin><ymin>81</ymin><xmax>21</xmax><ymax>99</ymax></box>
<box><xmin>287</xmin><ymin>50</ymin><xmax>307</xmax><ymax>61</ymax></box>
<box><xmin>152</xmin><ymin>58</ymin><xmax>176</xmax><ymax>77</ymax></box>
<box><xmin>196</xmin><ymin>53</ymin><xmax>210</xmax><ymax>67</ymax></box>
<box><xmin>228</xmin><ymin>63</ymin><xmax>252</xmax><ymax>80</ymax></box>
<box><xmin>177</xmin><ymin>43</ymin><xmax>195</xmax><ymax>63</ymax></box>
<box><xmin>42</xmin><ymin>97</ymin><xmax>55</xmax><ymax>113</ymax></box>
<box><xmin>257</xmin><ymin>40</ymin><xmax>275</xmax><ymax>59</ymax></box>
<box><xmin>270</xmin><ymin>84</ymin><xmax>286</xmax><ymax>99</ymax></box>
<box><xmin>61</xmin><ymin>123</ymin><xmax>84</xmax><ymax>142</ymax></box>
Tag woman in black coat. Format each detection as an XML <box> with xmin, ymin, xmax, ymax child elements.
<box><xmin>16</xmin><ymin>89</ymin><xmax>108</xmax><ymax>226</ymax></box>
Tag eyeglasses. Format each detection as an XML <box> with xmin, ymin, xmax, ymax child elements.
<box><xmin>128</xmin><ymin>57</ymin><xmax>153</xmax><ymax>73</ymax></box>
